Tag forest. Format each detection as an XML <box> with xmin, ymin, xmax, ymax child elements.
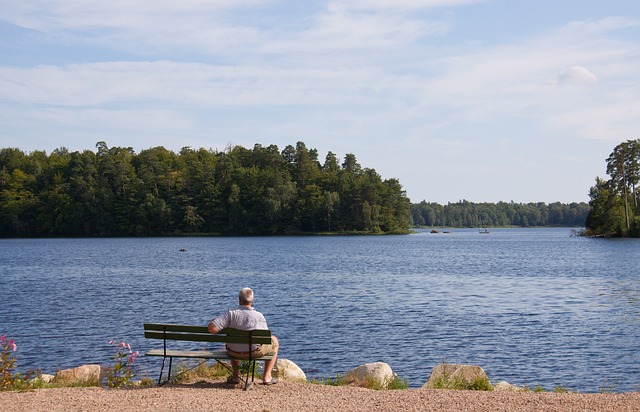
<box><xmin>1</xmin><ymin>141</ymin><xmax>593</xmax><ymax>238</ymax></box>
<box><xmin>0</xmin><ymin>142</ymin><xmax>412</xmax><ymax>237</ymax></box>
<box><xmin>410</xmin><ymin>200</ymin><xmax>589</xmax><ymax>228</ymax></box>
<box><xmin>585</xmin><ymin>139</ymin><xmax>640</xmax><ymax>237</ymax></box>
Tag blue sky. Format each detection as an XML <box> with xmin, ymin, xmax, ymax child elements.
<box><xmin>1</xmin><ymin>0</ymin><xmax>639</xmax><ymax>204</ymax></box>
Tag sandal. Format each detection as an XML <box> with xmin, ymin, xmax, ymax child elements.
<box><xmin>262</xmin><ymin>378</ymin><xmax>279</xmax><ymax>385</ymax></box>
<box><xmin>226</xmin><ymin>375</ymin><xmax>241</xmax><ymax>384</ymax></box>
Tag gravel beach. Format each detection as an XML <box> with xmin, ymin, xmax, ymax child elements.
<box><xmin>1</xmin><ymin>379</ymin><xmax>639</xmax><ymax>412</ymax></box>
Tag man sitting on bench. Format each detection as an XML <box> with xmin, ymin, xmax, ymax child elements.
<box><xmin>208</xmin><ymin>287</ymin><xmax>280</xmax><ymax>385</ymax></box>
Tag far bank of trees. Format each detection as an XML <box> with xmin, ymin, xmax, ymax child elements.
<box><xmin>0</xmin><ymin>142</ymin><xmax>411</xmax><ymax>237</ymax></box>
<box><xmin>410</xmin><ymin>200</ymin><xmax>589</xmax><ymax>228</ymax></box>
<box><xmin>585</xmin><ymin>139</ymin><xmax>640</xmax><ymax>237</ymax></box>
<box><xmin>1</xmin><ymin>140</ymin><xmax>594</xmax><ymax>238</ymax></box>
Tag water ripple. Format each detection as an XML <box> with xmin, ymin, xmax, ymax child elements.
<box><xmin>0</xmin><ymin>229</ymin><xmax>638</xmax><ymax>392</ymax></box>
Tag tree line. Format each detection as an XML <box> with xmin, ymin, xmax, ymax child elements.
<box><xmin>585</xmin><ymin>139</ymin><xmax>640</xmax><ymax>237</ymax></box>
<box><xmin>410</xmin><ymin>200</ymin><xmax>589</xmax><ymax>228</ymax></box>
<box><xmin>0</xmin><ymin>142</ymin><xmax>412</xmax><ymax>237</ymax></box>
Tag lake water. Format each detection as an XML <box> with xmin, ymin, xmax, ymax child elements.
<box><xmin>0</xmin><ymin>228</ymin><xmax>638</xmax><ymax>392</ymax></box>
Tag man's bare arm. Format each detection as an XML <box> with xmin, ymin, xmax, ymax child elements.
<box><xmin>208</xmin><ymin>320</ymin><xmax>220</xmax><ymax>334</ymax></box>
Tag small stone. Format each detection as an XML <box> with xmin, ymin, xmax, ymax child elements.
<box><xmin>494</xmin><ymin>381</ymin><xmax>526</xmax><ymax>392</ymax></box>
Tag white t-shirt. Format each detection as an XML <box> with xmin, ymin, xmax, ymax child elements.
<box><xmin>211</xmin><ymin>305</ymin><xmax>268</xmax><ymax>352</ymax></box>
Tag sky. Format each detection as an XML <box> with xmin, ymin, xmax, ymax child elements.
<box><xmin>1</xmin><ymin>1</ymin><xmax>639</xmax><ymax>204</ymax></box>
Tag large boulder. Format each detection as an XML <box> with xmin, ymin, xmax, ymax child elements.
<box><xmin>54</xmin><ymin>364</ymin><xmax>101</xmax><ymax>385</ymax></box>
<box><xmin>275</xmin><ymin>359</ymin><xmax>306</xmax><ymax>382</ymax></box>
<box><xmin>423</xmin><ymin>364</ymin><xmax>492</xmax><ymax>390</ymax></box>
<box><xmin>345</xmin><ymin>362</ymin><xmax>394</xmax><ymax>388</ymax></box>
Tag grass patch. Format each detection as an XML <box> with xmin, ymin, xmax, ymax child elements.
<box><xmin>431</xmin><ymin>375</ymin><xmax>493</xmax><ymax>391</ymax></box>
<box><xmin>311</xmin><ymin>374</ymin><xmax>347</xmax><ymax>386</ymax></box>
<box><xmin>311</xmin><ymin>374</ymin><xmax>409</xmax><ymax>390</ymax></box>
<box><xmin>1</xmin><ymin>371</ymin><xmax>102</xmax><ymax>392</ymax></box>
<box><xmin>171</xmin><ymin>361</ymin><xmax>230</xmax><ymax>383</ymax></box>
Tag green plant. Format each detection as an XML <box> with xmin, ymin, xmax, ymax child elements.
<box><xmin>172</xmin><ymin>360</ymin><xmax>230</xmax><ymax>383</ymax></box>
<box><xmin>106</xmin><ymin>340</ymin><xmax>140</xmax><ymax>388</ymax></box>
<box><xmin>386</xmin><ymin>376</ymin><xmax>409</xmax><ymax>390</ymax></box>
<box><xmin>431</xmin><ymin>375</ymin><xmax>493</xmax><ymax>391</ymax></box>
<box><xmin>311</xmin><ymin>373</ymin><xmax>409</xmax><ymax>391</ymax></box>
<box><xmin>1</xmin><ymin>335</ymin><xmax>17</xmax><ymax>391</ymax></box>
<box><xmin>366</xmin><ymin>375</ymin><xmax>409</xmax><ymax>390</ymax></box>
<box><xmin>311</xmin><ymin>374</ymin><xmax>347</xmax><ymax>386</ymax></box>
<box><xmin>139</xmin><ymin>377</ymin><xmax>156</xmax><ymax>386</ymax></box>
<box><xmin>0</xmin><ymin>336</ymin><xmax>39</xmax><ymax>391</ymax></box>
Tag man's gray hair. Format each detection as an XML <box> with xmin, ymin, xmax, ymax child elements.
<box><xmin>238</xmin><ymin>288</ymin><xmax>254</xmax><ymax>305</ymax></box>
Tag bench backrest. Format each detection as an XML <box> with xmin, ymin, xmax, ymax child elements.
<box><xmin>144</xmin><ymin>323</ymin><xmax>272</xmax><ymax>345</ymax></box>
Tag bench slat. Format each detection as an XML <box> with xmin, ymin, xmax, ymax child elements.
<box><xmin>144</xmin><ymin>331</ymin><xmax>272</xmax><ymax>345</ymax></box>
<box><xmin>144</xmin><ymin>323</ymin><xmax>208</xmax><ymax>333</ymax></box>
<box><xmin>144</xmin><ymin>323</ymin><xmax>271</xmax><ymax>338</ymax></box>
<box><xmin>145</xmin><ymin>349</ymin><xmax>275</xmax><ymax>360</ymax></box>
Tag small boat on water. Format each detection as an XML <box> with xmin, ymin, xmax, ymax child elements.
<box><xmin>479</xmin><ymin>228</ymin><xmax>490</xmax><ymax>234</ymax></box>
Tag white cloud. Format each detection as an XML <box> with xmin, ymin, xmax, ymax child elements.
<box><xmin>1</xmin><ymin>0</ymin><xmax>264</xmax><ymax>56</ymax></box>
<box><xmin>1</xmin><ymin>0</ymin><xmax>262</xmax><ymax>31</ymax></box>
<box><xmin>264</xmin><ymin>3</ymin><xmax>450</xmax><ymax>56</ymax></box>
<box><xmin>561</xmin><ymin>16</ymin><xmax>640</xmax><ymax>34</ymax></box>
<box><xmin>557</xmin><ymin>66</ymin><xmax>598</xmax><ymax>86</ymax></box>
<box><xmin>334</xmin><ymin>0</ymin><xmax>484</xmax><ymax>11</ymax></box>
<box><xmin>0</xmin><ymin>61</ymin><xmax>394</xmax><ymax>107</ymax></box>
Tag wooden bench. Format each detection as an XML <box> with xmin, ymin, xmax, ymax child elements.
<box><xmin>144</xmin><ymin>323</ymin><xmax>274</xmax><ymax>390</ymax></box>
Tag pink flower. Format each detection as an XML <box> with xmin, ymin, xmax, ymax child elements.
<box><xmin>1</xmin><ymin>336</ymin><xmax>17</xmax><ymax>351</ymax></box>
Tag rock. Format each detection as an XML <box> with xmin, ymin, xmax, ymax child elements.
<box><xmin>423</xmin><ymin>363</ymin><xmax>492</xmax><ymax>390</ymax></box>
<box><xmin>54</xmin><ymin>364</ymin><xmax>101</xmax><ymax>385</ymax></box>
<box><xmin>29</xmin><ymin>373</ymin><xmax>55</xmax><ymax>384</ymax></box>
<box><xmin>345</xmin><ymin>362</ymin><xmax>395</xmax><ymax>388</ymax></box>
<box><xmin>40</xmin><ymin>374</ymin><xmax>56</xmax><ymax>383</ymax></box>
<box><xmin>494</xmin><ymin>381</ymin><xmax>526</xmax><ymax>392</ymax></box>
<box><xmin>275</xmin><ymin>359</ymin><xmax>306</xmax><ymax>382</ymax></box>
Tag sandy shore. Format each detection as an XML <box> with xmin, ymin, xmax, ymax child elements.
<box><xmin>1</xmin><ymin>379</ymin><xmax>639</xmax><ymax>412</ymax></box>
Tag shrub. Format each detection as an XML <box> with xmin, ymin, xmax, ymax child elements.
<box><xmin>431</xmin><ymin>375</ymin><xmax>493</xmax><ymax>391</ymax></box>
<box><xmin>0</xmin><ymin>335</ymin><xmax>17</xmax><ymax>391</ymax></box>
<box><xmin>1</xmin><ymin>335</ymin><xmax>39</xmax><ymax>391</ymax></box>
<box><xmin>172</xmin><ymin>361</ymin><xmax>230</xmax><ymax>383</ymax></box>
<box><xmin>105</xmin><ymin>340</ymin><xmax>140</xmax><ymax>388</ymax></box>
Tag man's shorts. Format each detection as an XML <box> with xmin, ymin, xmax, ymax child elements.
<box><xmin>226</xmin><ymin>336</ymin><xmax>278</xmax><ymax>359</ymax></box>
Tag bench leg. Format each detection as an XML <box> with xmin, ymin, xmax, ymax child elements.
<box><xmin>243</xmin><ymin>360</ymin><xmax>257</xmax><ymax>391</ymax></box>
<box><xmin>157</xmin><ymin>356</ymin><xmax>174</xmax><ymax>386</ymax></box>
<box><xmin>158</xmin><ymin>357</ymin><xmax>167</xmax><ymax>385</ymax></box>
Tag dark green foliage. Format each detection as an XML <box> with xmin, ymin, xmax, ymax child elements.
<box><xmin>585</xmin><ymin>139</ymin><xmax>640</xmax><ymax>237</ymax></box>
<box><xmin>0</xmin><ymin>142</ymin><xmax>411</xmax><ymax>237</ymax></box>
<box><xmin>410</xmin><ymin>200</ymin><xmax>590</xmax><ymax>228</ymax></box>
